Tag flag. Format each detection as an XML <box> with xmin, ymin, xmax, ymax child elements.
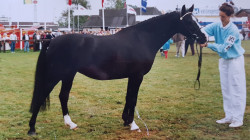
<box><xmin>78</xmin><ymin>4</ymin><xmax>86</xmax><ymax>10</ymax></box>
<box><xmin>127</xmin><ymin>5</ymin><xmax>137</xmax><ymax>15</ymax></box>
<box><xmin>68</xmin><ymin>0</ymin><xmax>72</xmax><ymax>6</ymax></box>
<box><xmin>141</xmin><ymin>0</ymin><xmax>147</xmax><ymax>12</ymax></box>
<box><xmin>24</xmin><ymin>0</ymin><xmax>32</xmax><ymax>4</ymax></box>
<box><xmin>102</xmin><ymin>0</ymin><xmax>104</xmax><ymax>8</ymax></box>
<box><xmin>124</xmin><ymin>1</ymin><xmax>126</xmax><ymax>8</ymax></box>
<box><xmin>73</xmin><ymin>4</ymin><xmax>98</xmax><ymax>16</ymax></box>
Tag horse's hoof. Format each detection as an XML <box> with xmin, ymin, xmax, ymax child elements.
<box><xmin>27</xmin><ymin>131</ymin><xmax>37</xmax><ymax>136</ymax></box>
<box><xmin>130</xmin><ymin>121</ymin><xmax>139</xmax><ymax>131</ymax></box>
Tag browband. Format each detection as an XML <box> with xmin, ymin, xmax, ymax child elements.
<box><xmin>180</xmin><ymin>12</ymin><xmax>192</xmax><ymax>20</ymax></box>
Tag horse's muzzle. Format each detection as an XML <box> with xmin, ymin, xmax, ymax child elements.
<box><xmin>196</xmin><ymin>33</ymin><xmax>207</xmax><ymax>44</ymax></box>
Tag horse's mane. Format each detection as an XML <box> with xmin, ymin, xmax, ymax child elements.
<box><xmin>120</xmin><ymin>11</ymin><xmax>180</xmax><ymax>33</ymax></box>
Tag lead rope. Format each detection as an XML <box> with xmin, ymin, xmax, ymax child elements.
<box><xmin>135</xmin><ymin>108</ymin><xmax>149</xmax><ymax>136</ymax></box>
<box><xmin>194</xmin><ymin>41</ymin><xmax>202</xmax><ymax>90</ymax></box>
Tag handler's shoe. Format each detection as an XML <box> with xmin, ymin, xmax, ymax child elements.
<box><xmin>229</xmin><ymin>121</ymin><xmax>243</xmax><ymax>128</ymax></box>
<box><xmin>216</xmin><ymin>118</ymin><xmax>232</xmax><ymax>124</ymax></box>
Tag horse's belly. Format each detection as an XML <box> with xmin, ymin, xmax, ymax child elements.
<box><xmin>78</xmin><ymin>66</ymin><xmax>110</xmax><ymax>80</ymax></box>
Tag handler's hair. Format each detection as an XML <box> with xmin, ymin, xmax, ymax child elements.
<box><xmin>219</xmin><ymin>2</ymin><xmax>234</xmax><ymax>16</ymax></box>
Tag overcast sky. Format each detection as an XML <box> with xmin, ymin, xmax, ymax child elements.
<box><xmin>0</xmin><ymin>0</ymin><xmax>249</xmax><ymax>22</ymax></box>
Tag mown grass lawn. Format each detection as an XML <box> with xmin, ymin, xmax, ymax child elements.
<box><xmin>0</xmin><ymin>40</ymin><xmax>249</xmax><ymax>140</ymax></box>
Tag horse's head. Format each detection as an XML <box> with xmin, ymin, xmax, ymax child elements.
<box><xmin>178</xmin><ymin>5</ymin><xmax>207</xmax><ymax>44</ymax></box>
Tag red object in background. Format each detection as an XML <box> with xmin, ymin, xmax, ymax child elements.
<box><xmin>247</xmin><ymin>20</ymin><xmax>250</xmax><ymax>38</ymax></box>
<box><xmin>68</xmin><ymin>0</ymin><xmax>72</xmax><ymax>6</ymax></box>
<box><xmin>102</xmin><ymin>0</ymin><xmax>104</xmax><ymax>7</ymax></box>
<box><xmin>164</xmin><ymin>51</ymin><xmax>168</xmax><ymax>59</ymax></box>
<box><xmin>0</xmin><ymin>29</ymin><xmax>36</xmax><ymax>50</ymax></box>
<box><xmin>33</xmin><ymin>0</ymin><xmax>38</xmax><ymax>4</ymax></box>
<box><xmin>248</xmin><ymin>20</ymin><xmax>250</xmax><ymax>29</ymax></box>
<box><xmin>11</xmin><ymin>25</ymin><xmax>17</xmax><ymax>29</ymax></box>
<box><xmin>0</xmin><ymin>24</ymin><xmax>5</xmax><ymax>30</ymax></box>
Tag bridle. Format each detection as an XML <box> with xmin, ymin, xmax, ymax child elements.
<box><xmin>180</xmin><ymin>12</ymin><xmax>202</xmax><ymax>41</ymax></box>
<box><xmin>180</xmin><ymin>12</ymin><xmax>204</xmax><ymax>90</ymax></box>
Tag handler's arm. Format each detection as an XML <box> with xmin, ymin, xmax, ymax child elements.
<box><xmin>207</xmin><ymin>34</ymin><xmax>236</xmax><ymax>53</ymax></box>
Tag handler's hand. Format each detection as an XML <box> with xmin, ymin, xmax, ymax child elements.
<box><xmin>200</xmin><ymin>43</ymin><xmax>207</xmax><ymax>48</ymax></box>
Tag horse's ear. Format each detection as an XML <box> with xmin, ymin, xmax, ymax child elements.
<box><xmin>181</xmin><ymin>5</ymin><xmax>186</xmax><ymax>16</ymax></box>
<box><xmin>188</xmin><ymin>4</ymin><xmax>194</xmax><ymax>12</ymax></box>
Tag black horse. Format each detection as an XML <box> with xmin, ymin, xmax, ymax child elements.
<box><xmin>28</xmin><ymin>5</ymin><xmax>206</xmax><ymax>135</ymax></box>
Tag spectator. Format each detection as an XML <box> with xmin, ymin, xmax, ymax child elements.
<box><xmin>185</xmin><ymin>37</ymin><xmax>195</xmax><ymax>56</ymax></box>
<box><xmin>162</xmin><ymin>38</ymin><xmax>173</xmax><ymax>59</ymax></box>
<box><xmin>10</xmin><ymin>32</ymin><xmax>17</xmax><ymax>53</ymax></box>
<box><xmin>55</xmin><ymin>29</ymin><xmax>62</xmax><ymax>37</ymax></box>
<box><xmin>46</xmin><ymin>31</ymin><xmax>53</xmax><ymax>39</ymax></box>
<box><xmin>37</xmin><ymin>32</ymin><xmax>42</xmax><ymax>50</ymax></box>
<box><xmin>41</xmin><ymin>31</ymin><xmax>46</xmax><ymax>40</ymax></box>
<box><xmin>241</xmin><ymin>29</ymin><xmax>246</xmax><ymax>40</ymax></box>
<box><xmin>23</xmin><ymin>32</ymin><xmax>30</xmax><ymax>52</ymax></box>
<box><xmin>173</xmin><ymin>33</ymin><xmax>185</xmax><ymax>58</ymax></box>
<box><xmin>33</xmin><ymin>31</ymin><xmax>39</xmax><ymax>52</ymax></box>
<box><xmin>200</xmin><ymin>2</ymin><xmax>246</xmax><ymax>128</ymax></box>
<box><xmin>0</xmin><ymin>34</ymin><xmax>2</xmax><ymax>51</ymax></box>
<box><xmin>2</xmin><ymin>33</ymin><xmax>10</xmax><ymax>51</ymax></box>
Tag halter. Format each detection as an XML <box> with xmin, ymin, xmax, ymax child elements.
<box><xmin>180</xmin><ymin>12</ymin><xmax>192</xmax><ymax>20</ymax></box>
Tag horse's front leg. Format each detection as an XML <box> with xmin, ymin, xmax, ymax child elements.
<box><xmin>59</xmin><ymin>79</ymin><xmax>77</xmax><ymax>130</ymax></box>
<box><xmin>122</xmin><ymin>74</ymin><xmax>143</xmax><ymax>130</ymax></box>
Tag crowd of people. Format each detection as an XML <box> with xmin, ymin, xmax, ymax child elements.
<box><xmin>0</xmin><ymin>28</ymin><xmax>123</xmax><ymax>53</ymax></box>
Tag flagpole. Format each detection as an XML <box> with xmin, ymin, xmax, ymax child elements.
<box><xmin>77</xmin><ymin>2</ymin><xmax>79</xmax><ymax>33</ymax></box>
<box><xmin>73</xmin><ymin>15</ymin><xmax>75</xmax><ymax>32</ymax></box>
<box><xmin>20</xmin><ymin>28</ymin><xmax>23</xmax><ymax>50</ymax></box>
<box><xmin>34</xmin><ymin>1</ymin><xmax>37</xmax><ymax>24</ymax></box>
<box><xmin>78</xmin><ymin>15</ymin><xmax>79</xmax><ymax>33</ymax></box>
<box><xmin>68</xmin><ymin>5</ymin><xmax>71</xmax><ymax>31</ymax></box>
<box><xmin>126</xmin><ymin>0</ymin><xmax>128</xmax><ymax>27</ymax></box>
<box><xmin>140</xmin><ymin>6</ymin><xmax>142</xmax><ymax>15</ymax></box>
<box><xmin>102</xmin><ymin>7</ymin><xmax>105</xmax><ymax>30</ymax></box>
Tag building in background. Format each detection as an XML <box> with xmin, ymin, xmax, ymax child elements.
<box><xmin>82</xmin><ymin>7</ymin><xmax>162</xmax><ymax>32</ymax></box>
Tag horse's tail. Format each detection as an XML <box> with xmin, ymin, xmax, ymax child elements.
<box><xmin>29</xmin><ymin>40</ymin><xmax>51</xmax><ymax>113</ymax></box>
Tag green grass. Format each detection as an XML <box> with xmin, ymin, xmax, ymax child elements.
<box><xmin>0</xmin><ymin>41</ymin><xmax>250</xmax><ymax>140</ymax></box>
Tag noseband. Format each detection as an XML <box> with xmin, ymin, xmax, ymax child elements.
<box><xmin>180</xmin><ymin>12</ymin><xmax>203</xmax><ymax>90</ymax></box>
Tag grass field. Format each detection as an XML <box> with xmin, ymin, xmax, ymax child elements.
<box><xmin>0</xmin><ymin>40</ymin><xmax>249</xmax><ymax>140</ymax></box>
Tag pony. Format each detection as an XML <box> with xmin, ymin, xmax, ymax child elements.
<box><xmin>28</xmin><ymin>5</ymin><xmax>207</xmax><ymax>135</ymax></box>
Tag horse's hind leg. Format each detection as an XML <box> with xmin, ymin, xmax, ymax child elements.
<box><xmin>122</xmin><ymin>74</ymin><xmax>143</xmax><ymax>130</ymax></box>
<box><xmin>59</xmin><ymin>74</ymin><xmax>77</xmax><ymax>130</ymax></box>
<box><xmin>28</xmin><ymin>79</ymin><xmax>59</xmax><ymax>136</ymax></box>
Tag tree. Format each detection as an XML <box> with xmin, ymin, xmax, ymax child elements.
<box><xmin>58</xmin><ymin>0</ymin><xmax>90</xmax><ymax>30</ymax></box>
<box><xmin>105</xmin><ymin>0</ymin><xmax>125</xmax><ymax>9</ymax></box>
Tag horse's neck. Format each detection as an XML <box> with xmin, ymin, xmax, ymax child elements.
<box><xmin>135</xmin><ymin>12</ymin><xmax>179</xmax><ymax>53</ymax></box>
